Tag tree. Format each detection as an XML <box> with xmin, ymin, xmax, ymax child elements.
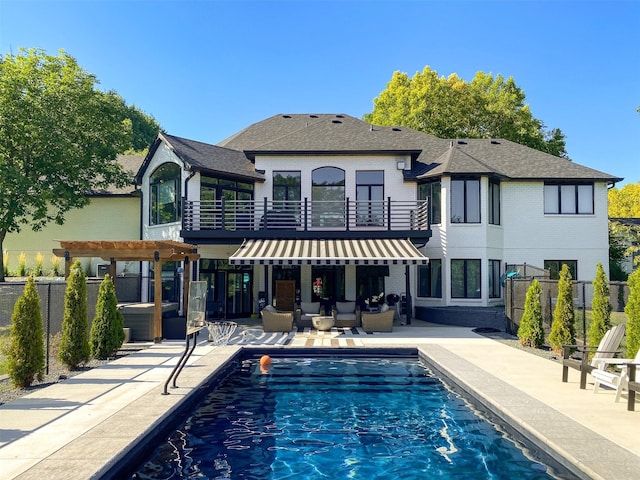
<box><xmin>548</xmin><ymin>264</ymin><xmax>576</xmax><ymax>354</ymax></box>
<box><xmin>0</xmin><ymin>48</ymin><xmax>149</xmax><ymax>281</ymax></box>
<box><xmin>588</xmin><ymin>263</ymin><xmax>612</xmax><ymax>349</ymax></box>
<box><xmin>125</xmin><ymin>104</ymin><xmax>161</xmax><ymax>153</ymax></box>
<box><xmin>7</xmin><ymin>277</ymin><xmax>45</xmax><ymax>387</ymax></box>
<box><xmin>58</xmin><ymin>260</ymin><xmax>90</xmax><ymax>369</ymax></box>
<box><xmin>364</xmin><ymin>67</ymin><xmax>567</xmax><ymax>157</ymax></box>
<box><xmin>90</xmin><ymin>274</ymin><xmax>125</xmax><ymax>359</ymax></box>
<box><xmin>608</xmin><ymin>182</ymin><xmax>640</xmax><ymax>217</ymax></box>
<box><xmin>517</xmin><ymin>279</ymin><xmax>545</xmax><ymax>348</ymax></box>
<box><xmin>625</xmin><ymin>267</ymin><xmax>640</xmax><ymax>358</ymax></box>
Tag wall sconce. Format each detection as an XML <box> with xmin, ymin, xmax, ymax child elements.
<box><xmin>396</xmin><ymin>161</ymin><xmax>406</xmax><ymax>170</ymax></box>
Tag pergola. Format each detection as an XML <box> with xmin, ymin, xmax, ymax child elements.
<box><xmin>53</xmin><ymin>240</ymin><xmax>200</xmax><ymax>343</ymax></box>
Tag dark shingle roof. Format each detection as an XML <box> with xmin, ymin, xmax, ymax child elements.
<box><xmin>218</xmin><ymin>113</ymin><xmax>622</xmax><ymax>184</ymax></box>
<box><xmin>90</xmin><ymin>154</ymin><xmax>144</xmax><ymax>196</ymax></box>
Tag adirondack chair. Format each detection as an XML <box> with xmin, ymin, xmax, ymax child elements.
<box><xmin>561</xmin><ymin>324</ymin><xmax>626</xmax><ymax>389</ymax></box>
<box><xmin>592</xmin><ymin>348</ymin><xmax>640</xmax><ymax>402</ymax></box>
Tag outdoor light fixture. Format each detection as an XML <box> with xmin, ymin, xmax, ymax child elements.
<box><xmin>396</xmin><ymin>161</ymin><xmax>406</xmax><ymax>170</ymax></box>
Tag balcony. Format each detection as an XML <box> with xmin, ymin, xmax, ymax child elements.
<box><xmin>181</xmin><ymin>198</ymin><xmax>431</xmax><ymax>242</ymax></box>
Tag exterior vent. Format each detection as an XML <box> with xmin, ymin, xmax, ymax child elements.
<box><xmin>457</xmin><ymin>140</ymin><xmax>467</xmax><ymax>145</ymax></box>
<box><xmin>335</xmin><ymin>114</ymin><xmax>344</xmax><ymax>118</ymax></box>
<box><xmin>392</xmin><ymin>127</ymin><xmax>401</xmax><ymax>131</ymax></box>
<box><xmin>309</xmin><ymin>115</ymin><xmax>318</xmax><ymax>118</ymax></box>
<box><xmin>491</xmin><ymin>140</ymin><xmax>500</xmax><ymax>144</ymax></box>
<box><xmin>332</xmin><ymin>120</ymin><xmax>342</xmax><ymax>124</ymax></box>
<box><xmin>282</xmin><ymin>115</ymin><xmax>291</xmax><ymax>118</ymax></box>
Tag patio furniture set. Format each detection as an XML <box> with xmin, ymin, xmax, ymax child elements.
<box><xmin>261</xmin><ymin>300</ymin><xmax>395</xmax><ymax>333</ymax></box>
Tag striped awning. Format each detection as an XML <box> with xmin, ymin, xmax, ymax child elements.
<box><xmin>229</xmin><ymin>239</ymin><xmax>429</xmax><ymax>265</ymax></box>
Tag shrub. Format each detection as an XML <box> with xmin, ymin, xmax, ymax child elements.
<box><xmin>588</xmin><ymin>263</ymin><xmax>612</xmax><ymax>349</ymax></box>
<box><xmin>58</xmin><ymin>260</ymin><xmax>90</xmax><ymax>369</ymax></box>
<box><xmin>548</xmin><ymin>264</ymin><xmax>576</xmax><ymax>354</ymax></box>
<box><xmin>7</xmin><ymin>277</ymin><xmax>45</xmax><ymax>387</ymax></box>
<box><xmin>51</xmin><ymin>255</ymin><xmax>61</xmax><ymax>276</ymax></box>
<box><xmin>17</xmin><ymin>252</ymin><xmax>27</xmax><ymax>277</ymax></box>
<box><xmin>3</xmin><ymin>250</ymin><xmax>8</xmax><ymax>277</ymax></box>
<box><xmin>517</xmin><ymin>279</ymin><xmax>545</xmax><ymax>348</ymax></box>
<box><xmin>90</xmin><ymin>275</ymin><xmax>125</xmax><ymax>359</ymax></box>
<box><xmin>33</xmin><ymin>252</ymin><xmax>44</xmax><ymax>276</ymax></box>
<box><xmin>625</xmin><ymin>268</ymin><xmax>640</xmax><ymax>358</ymax></box>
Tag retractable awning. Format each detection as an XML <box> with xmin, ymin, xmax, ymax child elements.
<box><xmin>229</xmin><ymin>239</ymin><xmax>429</xmax><ymax>265</ymax></box>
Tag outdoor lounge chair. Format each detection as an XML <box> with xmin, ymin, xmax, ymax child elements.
<box><xmin>592</xmin><ymin>348</ymin><xmax>640</xmax><ymax>402</ymax></box>
<box><xmin>561</xmin><ymin>323</ymin><xmax>626</xmax><ymax>389</ymax></box>
<box><xmin>295</xmin><ymin>301</ymin><xmax>323</xmax><ymax>328</ymax></box>
<box><xmin>332</xmin><ymin>301</ymin><xmax>361</xmax><ymax>328</ymax></box>
<box><xmin>260</xmin><ymin>305</ymin><xmax>294</xmax><ymax>332</ymax></box>
<box><xmin>361</xmin><ymin>304</ymin><xmax>394</xmax><ymax>332</ymax></box>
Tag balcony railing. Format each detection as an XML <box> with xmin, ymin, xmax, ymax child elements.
<box><xmin>183</xmin><ymin>198</ymin><xmax>430</xmax><ymax>234</ymax></box>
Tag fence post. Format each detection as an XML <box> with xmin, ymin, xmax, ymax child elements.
<box><xmin>46</xmin><ymin>282</ymin><xmax>51</xmax><ymax>375</ymax></box>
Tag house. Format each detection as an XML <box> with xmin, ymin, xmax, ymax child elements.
<box><xmin>3</xmin><ymin>155</ymin><xmax>144</xmax><ymax>277</ymax></box>
<box><xmin>134</xmin><ymin>114</ymin><xmax>622</xmax><ymax>323</ymax></box>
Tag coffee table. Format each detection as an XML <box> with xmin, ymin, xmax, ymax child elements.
<box><xmin>312</xmin><ymin>315</ymin><xmax>335</xmax><ymax>331</ymax></box>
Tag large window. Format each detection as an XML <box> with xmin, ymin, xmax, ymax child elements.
<box><xmin>356</xmin><ymin>170</ymin><xmax>384</xmax><ymax>226</ymax></box>
<box><xmin>201</xmin><ymin>176</ymin><xmax>254</xmax><ymax>230</ymax></box>
<box><xmin>544</xmin><ymin>183</ymin><xmax>594</xmax><ymax>214</ymax></box>
<box><xmin>489</xmin><ymin>259</ymin><xmax>501</xmax><ymax>298</ymax></box>
<box><xmin>418</xmin><ymin>181</ymin><xmax>441</xmax><ymax>224</ymax></box>
<box><xmin>312</xmin><ymin>167</ymin><xmax>345</xmax><ymax>227</ymax></box>
<box><xmin>418</xmin><ymin>259</ymin><xmax>442</xmax><ymax>298</ymax></box>
<box><xmin>451</xmin><ymin>259</ymin><xmax>481</xmax><ymax>298</ymax></box>
<box><xmin>150</xmin><ymin>163</ymin><xmax>181</xmax><ymax>225</ymax></box>
<box><xmin>544</xmin><ymin>260</ymin><xmax>577</xmax><ymax>280</ymax></box>
<box><xmin>489</xmin><ymin>180</ymin><xmax>500</xmax><ymax>225</ymax></box>
<box><xmin>451</xmin><ymin>178</ymin><xmax>480</xmax><ymax>223</ymax></box>
<box><xmin>273</xmin><ymin>171</ymin><xmax>301</xmax><ymax>207</ymax></box>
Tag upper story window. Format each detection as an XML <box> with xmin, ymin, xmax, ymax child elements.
<box><xmin>418</xmin><ymin>181</ymin><xmax>441</xmax><ymax>224</ymax></box>
<box><xmin>273</xmin><ymin>171</ymin><xmax>301</xmax><ymax>212</ymax></box>
<box><xmin>312</xmin><ymin>167</ymin><xmax>345</xmax><ymax>227</ymax></box>
<box><xmin>451</xmin><ymin>178</ymin><xmax>480</xmax><ymax>223</ymax></box>
<box><xmin>488</xmin><ymin>180</ymin><xmax>500</xmax><ymax>225</ymax></box>
<box><xmin>201</xmin><ymin>176</ymin><xmax>254</xmax><ymax>230</ymax></box>
<box><xmin>356</xmin><ymin>170</ymin><xmax>384</xmax><ymax>226</ymax></box>
<box><xmin>544</xmin><ymin>183</ymin><xmax>594</xmax><ymax>214</ymax></box>
<box><xmin>150</xmin><ymin>163</ymin><xmax>181</xmax><ymax>225</ymax></box>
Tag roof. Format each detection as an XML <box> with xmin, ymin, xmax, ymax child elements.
<box><xmin>135</xmin><ymin>133</ymin><xmax>265</xmax><ymax>184</ymax></box>
<box><xmin>89</xmin><ymin>154</ymin><xmax>144</xmax><ymax>196</ymax></box>
<box><xmin>218</xmin><ymin>113</ymin><xmax>622</xmax><ymax>184</ymax></box>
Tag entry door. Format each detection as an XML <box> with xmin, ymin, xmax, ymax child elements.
<box><xmin>227</xmin><ymin>271</ymin><xmax>252</xmax><ymax>318</ymax></box>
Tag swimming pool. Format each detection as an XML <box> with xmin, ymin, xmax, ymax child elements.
<box><xmin>127</xmin><ymin>352</ymin><xmax>577</xmax><ymax>479</ymax></box>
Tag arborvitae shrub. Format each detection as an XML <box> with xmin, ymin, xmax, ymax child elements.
<box><xmin>7</xmin><ymin>277</ymin><xmax>45</xmax><ymax>387</ymax></box>
<box><xmin>58</xmin><ymin>260</ymin><xmax>90</xmax><ymax>369</ymax></box>
<box><xmin>625</xmin><ymin>268</ymin><xmax>640</xmax><ymax>358</ymax></box>
<box><xmin>548</xmin><ymin>264</ymin><xmax>576</xmax><ymax>354</ymax></box>
<box><xmin>90</xmin><ymin>275</ymin><xmax>125</xmax><ymax>359</ymax></box>
<box><xmin>588</xmin><ymin>262</ymin><xmax>612</xmax><ymax>349</ymax></box>
<box><xmin>517</xmin><ymin>279</ymin><xmax>545</xmax><ymax>348</ymax></box>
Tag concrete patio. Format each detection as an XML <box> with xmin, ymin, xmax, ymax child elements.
<box><xmin>1</xmin><ymin>320</ymin><xmax>638</xmax><ymax>479</ymax></box>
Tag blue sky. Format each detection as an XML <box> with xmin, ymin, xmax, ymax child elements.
<box><xmin>1</xmin><ymin>0</ymin><xmax>638</xmax><ymax>185</ymax></box>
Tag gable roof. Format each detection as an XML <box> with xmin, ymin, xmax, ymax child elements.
<box><xmin>89</xmin><ymin>154</ymin><xmax>144</xmax><ymax>196</ymax></box>
<box><xmin>135</xmin><ymin>132</ymin><xmax>264</xmax><ymax>184</ymax></box>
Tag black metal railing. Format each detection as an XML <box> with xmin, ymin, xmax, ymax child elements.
<box><xmin>183</xmin><ymin>197</ymin><xmax>429</xmax><ymax>233</ymax></box>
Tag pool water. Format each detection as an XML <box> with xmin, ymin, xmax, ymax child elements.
<box><xmin>131</xmin><ymin>356</ymin><xmax>568</xmax><ymax>479</ymax></box>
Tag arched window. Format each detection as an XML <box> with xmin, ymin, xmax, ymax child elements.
<box><xmin>312</xmin><ymin>167</ymin><xmax>345</xmax><ymax>227</ymax></box>
<box><xmin>150</xmin><ymin>163</ymin><xmax>181</xmax><ymax>225</ymax></box>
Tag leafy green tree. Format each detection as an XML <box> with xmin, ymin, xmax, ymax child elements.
<box><xmin>549</xmin><ymin>264</ymin><xmax>576</xmax><ymax>354</ymax></box>
<box><xmin>364</xmin><ymin>67</ymin><xmax>567</xmax><ymax>157</ymax></box>
<box><xmin>517</xmin><ymin>279</ymin><xmax>545</xmax><ymax>348</ymax></box>
<box><xmin>608</xmin><ymin>182</ymin><xmax>640</xmax><ymax>217</ymax></box>
<box><xmin>7</xmin><ymin>277</ymin><xmax>45</xmax><ymax>387</ymax></box>
<box><xmin>625</xmin><ymin>267</ymin><xmax>640</xmax><ymax>358</ymax></box>
<box><xmin>58</xmin><ymin>260</ymin><xmax>90</xmax><ymax>369</ymax></box>
<box><xmin>125</xmin><ymin>104</ymin><xmax>161</xmax><ymax>153</ymax></box>
<box><xmin>588</xmin><ymin>263</ymin><xmax>612</xmax><ymax>349</ymax></box>
<box><xmin>90</xmin><ymin>274</ymin><xmax>125</xmax><ymax>359</ymax></box>
<box><xmin>0</xmin><ymin>48</ymin><xmax>155</xmax><ymax>281</ymax></box>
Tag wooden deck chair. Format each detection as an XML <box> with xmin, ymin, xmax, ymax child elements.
<box><xmin>592</xmin><ymin>348</ymin><xmax>640</xmax><ymax>402</ymax></box>
<box><xmin>561</xmin><ymin>323</ymin><xmax>625</xmax><ymax>389</ymax></box>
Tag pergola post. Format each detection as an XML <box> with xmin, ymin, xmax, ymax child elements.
<box><xmin>153</xmin><ymin>252</ymin><xmax>162</xmax><ymax>343</ymax></box>
<box><xmin>183</xmin><ymin>256</ymin><xmax>191</xmax><ymax>321</ymax></box>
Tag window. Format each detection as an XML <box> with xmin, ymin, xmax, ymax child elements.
<box><xmin>544</xmin><ymin>260</ymin><xmax>577</xmax><ymax>280</ymax></box>
<box><xmin>312</xmin><ymin>167</ymin><xmax>345</xmax><ymax>227</ymax></box>
<box><xmin>451</xmin><ymin>179</ymin><xmax>480</xmax><ymax>223</ymax></box>
<box><xmin>418</xmin><ymin>181</ymin><xmax>441</xmax><ymax>224</ymax></box>
<box><xmin>356</xmin><ymin>170</ymin><xmax>384</xmax><ymax>226</ymax></box>
<box><xmin>489</xmin><ymin>180</ymin><xmax>500</xmax><ymax>225</ymax></box>
<box><xmin>451</xmin><ymin>259</ymin><xmax>481</xmax><ymax>298</ymax></box>
<box><xmin>418</xmin><ymin>259</ymin><xmax>442</xmax><ymax>298</ymax></box>
<box><xmin>150</xmin><ymin>163</ymin><xmax>181</xmax><ymax>225</ymax></box>
<box><xmin>489</xmin><ymin>259</ymin><xmax>501</xmax><ymax>298</ymax></box>
<box><xmin>544</xmin><ymin>183</ymin><xmax>594</xmax><ymax>214</ymax></box>
<box><xmin>201</xmin><ymin>176</ymin><xmax>254</xmax><ymax>230</ymax></box>
<box><xmin>273</xmin><ymin>171</ymin><xmax>301</xmax><ymax>207</ymax></box>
